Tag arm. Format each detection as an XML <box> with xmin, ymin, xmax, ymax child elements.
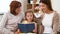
<box><xmin>33</xmin><ymin>23</ymin><xmax>37</xmax><ymax>33</ymax></box>
<box><xmin>52</xmin><ymin>13</ymin><xmax>59</xmax><ymax>34</ymax></box>
<box><xmin>40</xmin><ymin>24</ymin><xmax>44</xmax><ymax>34</ymax></box>
<box><xmin>0</xmin><ymin>13</ymin><xmax>14</xmax><ymax>34</ymax></box>
<box><xmin>0</xmin><ymin>13</ymin><xmax>8</xmax><ymax>28</ymax></box>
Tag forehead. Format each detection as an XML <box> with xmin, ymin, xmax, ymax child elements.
<box><xmin>26</xmin><ymin>12</ymin><xmax>33</xmax><ymax>15</ymax></box>
<box><xmin>39</xmin><ymin>2</ymin><xmax>46</xmax><ymax>6</ymax></box>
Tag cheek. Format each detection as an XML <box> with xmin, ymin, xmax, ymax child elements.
<box><xmin>42</xmin><ymin>7</ymin><xmax>47</xmax><ymax>12</ymax></box>
<box><xmin>30</xmin><ymin>16</ymin><xmax>33</xmax><ymax>20</ymax></box>
<box><xmin>17</xmin><ymin>9</ymin><xmax>20</xmax><ymax>12</ymax></box>
<box><xmin>25</xmin><ymin>16</ymin><xmax>28</xmax><ymax>19</ymax></box>
<box><xmin>26</xmin><ymin>16</ymin><xmax>30</xmax><ymax>20</ymax></box>
<box><xmin>39</xmin><ymin>6</ymin><xmax>46</xmax><ymax>12</ymax></box>
<box><xmin>16</xmin><ymin>9</ymin><xmax>21</xmax><ymax>13</ymax></box>
<box><xmin>41</xmin><ymin>6</ymin><xmax>46</xmax><ymax>9</ymax></box>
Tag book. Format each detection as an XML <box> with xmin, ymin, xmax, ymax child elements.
<box><xmin>18</xmin><ymin>23</ymin><xmax>35</xmax><ymax>33</ymax></box>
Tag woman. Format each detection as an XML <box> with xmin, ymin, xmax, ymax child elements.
<box><xmin>0</xmin><ymin>1</ymin><xmax>24</xmax><ymax>34</ymax></box>
<box><xmin>39</xmin><ymin>0</ymin><xmax>59</xmax><ymax>34</ymax></box>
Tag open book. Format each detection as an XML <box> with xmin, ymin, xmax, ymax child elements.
<box><xmin>18</xmin><ymin>23</ymin><xmax>35</xmax><ymax>33</ymax></box>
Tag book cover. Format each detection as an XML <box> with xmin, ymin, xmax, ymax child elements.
<box><xmin>18</xmin><ymin>23</ymin><xmax>35</xmax><ymax>33</ymax></box>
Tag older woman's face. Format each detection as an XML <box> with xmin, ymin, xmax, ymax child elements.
<box><xmin>15</xmin><ymin>7</ymin><xmax>21</xmax><ymax>14</ymax></box>
<box><xmin>39</xmin><ymin>3</ymin><xmax>48</xmax><ymax>13</ymax></box>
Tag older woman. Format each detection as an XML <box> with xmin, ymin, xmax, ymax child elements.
<box><xmin>39</xmin><ymin>0</ymin><xmax>59</xmax><ymax>34</ymax></box>
<box><xmin>0</xmin><ymin>1</ymin><xmax>24</xmax><ymax>34</ymax></box>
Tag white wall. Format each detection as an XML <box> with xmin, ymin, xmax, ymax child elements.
<box><xmin>17</xmin><ymin>0</ymin><xmax>28</xmax><ymax>12</ymax></box>
<box><xmin>51</xmin><ymin>0</ymin><xmax>60</xmax><ymax>14</ymax></box>
<box><xmin>0</xmin><ymin>0</ymin><xmax>13</xmax><ymax>14</ymax></box>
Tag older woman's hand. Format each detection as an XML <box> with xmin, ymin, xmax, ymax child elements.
<box><xmin>14</xmin><ymin>29</ymin><xmax>20</xmax><ymax>34</ymax></box>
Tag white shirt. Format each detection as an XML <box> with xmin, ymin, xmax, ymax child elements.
<box><xmin>0</xmin><ymin>12</ymin><xmax>24</xmax><ymax>34</ymax></box>
<box><xmin>42</xmin><ymin>12</ymin><xmax>54</xmax><ymax>33</ymax></box>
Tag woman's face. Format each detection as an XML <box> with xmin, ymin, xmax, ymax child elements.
<box><xmin>15</xmin><ymin>7</ymin><xmax>21</xmax><ymax>14</ymax></box>
<box><xmin>39</xmin><ymin>3</ymin><xmax>48</xmax><ymax>13</ymax></box>
<box><xmin>26</xmin><ymin>13</ymin><xmax>33</xmax><ymax>22</ymax></box>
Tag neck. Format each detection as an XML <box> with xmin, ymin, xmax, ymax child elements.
<box><xmin>27</xmin><ymin>20</ymin><xmax>32</xmax><ymax>23</ymax></box>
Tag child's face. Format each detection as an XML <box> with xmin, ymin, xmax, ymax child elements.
<box><xmin>26</xmin><ymin>13</ymin><xmax>33</xmax><ymax>22</ymax></box>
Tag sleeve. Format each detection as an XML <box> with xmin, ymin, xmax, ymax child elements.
<box><xmin>33</xmin><ymin>23</ymin><xmax>37</xmax><ymax>33</ymax></box>
<box><xmin>0</xmin><ymin>13</ymin><xmax>8</xmax><ymax>28</ymax></box>
<box><xmin>0</xmin><ymin>13</ymin><xmax>14</xmax><ymax>34</ymax></box>
<box><xmin>52</xmin><ymin>12</ymin><xmax>59</xmax><ymax>34</ymax></box>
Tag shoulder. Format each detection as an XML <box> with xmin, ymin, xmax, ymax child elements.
<box><xmin>19</xmin><ymin>11</ymin><xmax>24</xmax><ymax>18</ymax></box>
<box><xmin>4</xmin><ymin>11</ymin><xmax>12</xmax><ymax>15</ymax></box>
<box><xmin>53</xmin><ymin>11</ymin><xmax>59</xmax><ymax>23</ymax></box>
<box><xmin>3</xmin><ymin>12</ymin><xmax>9</xmax><ymax>17</ymax></box>
<box><xmin>22</xmin><ymin>20</ymin><xmax>27</xmax><ymax>23</ymax></box>
<box><xmin>20</xmin><ymin>11</ymin><xmax>24</xmax><ymax>15</ymax></box>
<box><xmin>32</xmin><ymin>22</ymin><xmax>37</xmax><ymax>25</ymax></box>
<box><xmin>53</xmin><ymin>11</ymin><xmax>59</xmax><ymax>17</ymax></box>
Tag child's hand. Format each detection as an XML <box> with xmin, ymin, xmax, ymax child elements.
<box><xmin>14</xmin><ymin>29</ymin><xmax>20</xmax><ymax>34</ymax></box>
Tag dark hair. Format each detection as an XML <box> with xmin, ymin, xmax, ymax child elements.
<box><xmin>10</xmin><ymin>1</ymin><xmax>21</xmax><ymax>15</ymax></box>
<box><xmin>39</xmin><ymin>0</ymin><xmax>53</xmax><ymax>11</ymax></box>
<box><xmin>25</xmin><ymin>9</ymin><xmax>36</xmax><ymax>22</ymax></box>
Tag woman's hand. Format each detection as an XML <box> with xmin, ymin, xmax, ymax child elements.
<box><xmin>14</xmin><ymin>29</ymin><xmax>20</xmax><ymax>34</ymax></box>
<box><xmin>14</xmin><ymin>32</ymin><xmax>19</xmax><ymax>34</ymax></box>
<box><xmin>40</xmin><ymin>25</ymin><xmax>44</xmax><ymax>34</ymax></box>
<box><xmin>33</xmin><ymin>23</ymin><xmax>37</xmax><ymax>33</ymax></box>
<box><xmin>33</xmin><ymin>29</ymin><xmax>37</xmax><ymax>33</ymax></box>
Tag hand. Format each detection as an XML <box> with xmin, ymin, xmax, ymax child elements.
<box><xmin>33</xmin><ymin>29</ymin><xmax>37</xmax><ymax>33</ymax></box>
<box><xmin>14</xmin><ymin>32</ymin><xmax>19</xmax><ymax>34</ymax></box>
<box><xmin>14</xmin><ymin>29</ymin><xmax>20</xmax><ymax>34</ymax></box>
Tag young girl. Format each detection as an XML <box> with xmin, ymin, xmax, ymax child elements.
<box><xmin>15</xmin><ymin>10</ymin><xmax>37</xmax><ymax>34</ymax></box>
